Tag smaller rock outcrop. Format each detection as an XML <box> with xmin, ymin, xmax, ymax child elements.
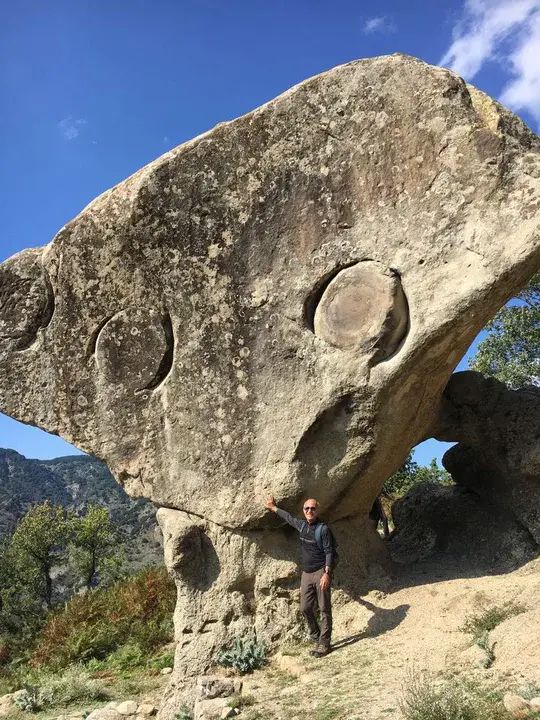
<box><xmin>432</xmin><ymin>371</ymin><xmax>540</xmax><ymax>543</ymax></box>
<box><xmin>389</xmin><ymin>482</ymin><xmax>538</xmax><ymax>570</ymax></box>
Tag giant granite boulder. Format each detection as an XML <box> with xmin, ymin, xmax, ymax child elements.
<box><xmin>389</xmin><ymin>482</ymin><xmax>538</xmax><ymax>571</ymax></box>
<box><xmin>1</xmin><ymin>55</ymin><xmax>540</xmax><ymax>680</ymax></box>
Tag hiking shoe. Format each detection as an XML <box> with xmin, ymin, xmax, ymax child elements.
<box><xmin>309</xmin><ymin>636</ymin><xmax>320</xmax><ymax>646</ymax></box>
<box><xmin>310</xmin><ymin>644</ymin><xmax>331</xmax><ymax>657</ymax></box>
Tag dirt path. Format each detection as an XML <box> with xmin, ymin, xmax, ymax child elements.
<box><xmin>240</xmin><ymin>557</ymin><xmax>540</xmax><ymax>719</ymax></box>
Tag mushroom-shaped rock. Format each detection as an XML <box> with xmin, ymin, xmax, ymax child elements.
<box><xmin>1</xmin><ymin>55</ymin><xmax>539</xmax><ymax>527</ymax></box>
<box><xmin>1</xmin><ymin>54</ymin><xmax>540</xmax><ymax>682</ymax></box>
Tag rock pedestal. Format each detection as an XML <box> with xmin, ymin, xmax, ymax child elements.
<box><xmin>158</xmin><ymin>508</ymin><xmax>390</xmax><ymax>677</ymax></box>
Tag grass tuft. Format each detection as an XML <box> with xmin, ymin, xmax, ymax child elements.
<box><xmin>229</xmin><ymin>694</ymin><xmax>256</xmax><ymax>709</ymax></box>
<box><xmin>400</xmin><ymin>672</ymin><xmax>510</xmax><ymax>720</ymax></box>
<box><xmin>39</xmin><ymin>664</ymin><xmax>110</xmax><ymax>707</ymax></box>
<box><xmin>462</xmin><ymin>602</ymin><xmax>526</xmax><ymax>641</ymax></box>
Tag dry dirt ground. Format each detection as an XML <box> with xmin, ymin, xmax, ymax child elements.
<box><xmin>236</xmin><ymin>556</ymin><xmax>540</xmax><ymax>720</ymax></box>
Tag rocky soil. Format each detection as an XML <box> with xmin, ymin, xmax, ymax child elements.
<box><xmin>3</xmin><ymin>551</ymin><xmax>540</xmax><ymax>720</ymax></box>
<box><xmin>236</xmin><ymin>555</ymin><xmax>540</xmax><ymax>719</ymax></box>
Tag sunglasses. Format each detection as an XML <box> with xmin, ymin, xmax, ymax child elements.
<box><xmin>303</xmin><ymin>506</ymin><xmax>317</xmax><ymax>512</ymax></box>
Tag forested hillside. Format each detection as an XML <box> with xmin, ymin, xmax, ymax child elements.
<box><xmin>0</xmin><ymin>449</ymin><xmax>161</xmax><ymax>564</ymax></box>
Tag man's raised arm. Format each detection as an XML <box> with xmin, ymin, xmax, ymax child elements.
<box><xmin>264</xmin><ymin>495</ymin><xmax>304</xmax><ymax>532</ymax></box>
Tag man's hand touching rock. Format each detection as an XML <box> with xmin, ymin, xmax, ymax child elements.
<box><xmin>265</xmin><ymin>495</ymin><xmax>278</xmax><ymax>512</ymax></box>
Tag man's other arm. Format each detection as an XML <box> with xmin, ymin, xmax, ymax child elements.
<box><xmin>321</xmin><ymin>526</ymin><xmax>335</xmax><ymax>571</ymax></box>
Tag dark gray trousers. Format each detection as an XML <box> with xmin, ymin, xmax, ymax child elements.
<box><xmin>300</xmin><ymin>568</ymin><xmax>332</xmax><ymax>647</ymax></box>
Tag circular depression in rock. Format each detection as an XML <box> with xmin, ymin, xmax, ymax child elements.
<box><xmin>95</xmin><ymin>309</ymin><xmax>173</xmax><ymax>391</ymax></box>
<box><xmin>312</xmin><ymin>261</ymin><xmax>408</xmax><ymax>360</ymax></box>
<box><xmin>0</xmin><ymin>252</ymin><xmax>54</xmax><ymax>351</ymax></box>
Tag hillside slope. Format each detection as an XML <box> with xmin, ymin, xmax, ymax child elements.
<box><xmin>0</xmin><ymin>449</ymin><xmax>161</xmax><ymax>564</ymax></box>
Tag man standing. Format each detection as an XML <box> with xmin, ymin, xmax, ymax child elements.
<box><xmin>264</xmin><ymin>495</ymin><xmax>336</xmax><ymax>657</ymax></box>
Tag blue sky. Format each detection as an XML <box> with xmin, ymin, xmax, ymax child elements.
<box><xmin>1</xmin><ymin>0</ymin><xmax>539</xmax><ymax>464</ymax></box>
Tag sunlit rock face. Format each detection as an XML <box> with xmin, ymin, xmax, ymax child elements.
<box><xmin>1</xmin><ymin>54</ymin><xmax>540</xmax><ymax>683</ymax></box>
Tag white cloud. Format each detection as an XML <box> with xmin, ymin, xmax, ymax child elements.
<box><xmin>363</xmin><ymin>16</ymin><xmax>396</xmax><ymax>34</ymax></box>
<box><xmin>163</xmin><ymin>136</ymin><xmax>170</xmax><ymax>146</ymax></box>
<box><xmin>440</xmin><ymin>0</ymin><xmax>540</xmax><ymax>123</ymax></box>
<box><xmin>58</xmin><ymin>116</ymin><xmax>87</xmax><ymax>140</ymax></box>
<box><xmin>500</xmin><ymin>10</ymin><xmax>540</xmax><ymax>120</ymax></box>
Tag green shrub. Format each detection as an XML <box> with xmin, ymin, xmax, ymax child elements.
<box><xmin>30</xmin><ymin>567</ymin><xmax>176</xmax><ymax>670</ymax></box>
<box><xmin>106</xmin><ymin>643</ymin><xmax>146</xmax><ymax>670</ymax></box>
<box><xmin>13</xmin><ymin>685</ymin><xmax>42</xmax><ymax>713</ymax></box>
<box><xmin>462</xmin><ymin>602</ymin><xmax>526</xmax><ymax>641</ymax></box>
<box><xmin>147</xmin><ymin>648</ymin><xmax>175</xmax><ymax>671</ymax></box>
<box><xmin>229</xmin><ymin>694</ymin><xmax>256</xmax><ymax>709</ymax></box>
<box><xmin>174</xmin><ymin>704</ymin><xmax>193</xmax><ymax>720</ymax></box>
<box><xmin>475</xmin><ymin>631</ymin><xmax>495</xmax><ymax>669</ymax></box>
<box><xmin>216</xmin><ymin>637</ymin><xmax>268</xmax><ymax>674</ymax></box>
<box><xmin>39</xmin><ymin>665</ymin><xmax>109</xmax><ymax>707</ymax></box>
<box><xmin>518</xmin><ymin>681</ymin><xmax>540</xmax><ymax>701</ymax></box>
<box><xmin>400</xmin><ymin>673</ymin><xmax>509</xmax><ymax>720</ymax></box>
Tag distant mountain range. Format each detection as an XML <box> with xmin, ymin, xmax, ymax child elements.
<box><xmin>0</xmin><ymin>449</ymin><xmax>162</xmax><ymax>565</ymax></box>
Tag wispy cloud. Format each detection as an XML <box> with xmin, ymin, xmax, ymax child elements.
<box><xmin>58</xmin><ymin>116</ymin><xmax>87</xmax><ymax>140</ymax></box>
<box><xmin>362</xmin><ymin>16</ymin><xmax>396</xmax><ymax>34</ymax></box>
<box><xmin>440</xmin><ymin>0</ymin><xmax>540</xmax><ymax>123</ymax></box>
<box><xmin>163</xmin><ymin>136</ymin><xmax>170</xmax><ymax>146</ymax></box>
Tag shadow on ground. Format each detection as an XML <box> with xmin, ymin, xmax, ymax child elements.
<box><xmin>332</xmin><ymin>600</ymin><xmax>410</xmax><ymax>652</ymax></box>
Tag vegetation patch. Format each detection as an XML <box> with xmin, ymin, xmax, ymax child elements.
<box><xmin>174</xmin><ymin>704</ymin><xmax>193</xmax><ymax>720</ymax></box>
<box><xmin>475</xmin><ymin>631</ymin><xmax>496</xmax><ymax>669</ymax></box>
<box><xmin>229</xmin><ymin>694</ymin><xmax>256</xmax><ymax>709</ymax></box>
<box><xmin>462</xmin><ymin>601</ymin><xmax>527</xmax><ymax>641</ymax></box>
<box><xmin>400</xmin><ymin>673</ymin><xmax>510</xmax><ymax>720</ymax></box>
<box><xmin>216</xmin><ymin>637</ymin><xmax>268</xmax><ymax>674</ymax></box>
<box><xmin>30</xmin><ymin>566</ymin><xmax>175</xmax><ymax>670</ymax></box>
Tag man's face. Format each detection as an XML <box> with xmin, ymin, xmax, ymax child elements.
<box><xmin>303</xmin><ymin>499</ymin><xmax>319</xmax><ymax>523</ymax></box>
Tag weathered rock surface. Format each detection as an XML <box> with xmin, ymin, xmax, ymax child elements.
<box><xmin>389</xmin><ymin>482</ymin><xmax>538</xmax><ymax>570</ymax></box>
<box><xmin>432</xmin><ymin>371</ymin><xmax>540</xmax><ymax>542</ymax></box>
<box><xmin>86</xmin><ymin>709</ymin><xmax>122</xmax><ymax>720</ymax></box>
<box><xmin>195</xmin><ymin>677</ymin><xmax>242</xmax><ymax>700</ymax></box>
<box><xmin>193</xmin><ymin>697</ymin><xmax>229</xmax><ymax>720</ymax></box>
<box><xmin>0</xmin><ymin>690</ymin><xmax>26</xmax><ymax>717</ymax></box>
<box><xmin>1</xmin><ymin>55</ymin><xmax>540</xmax><ymax>529</ymax></box>
<box><xmin>1</xmin><ymin>54</ymin><xmax>540</xmax><ymax>689</ymax></box>
<box><xmin>116</xmin><ymin>700</ymin><xmax>139</xmax><ymax>715</ymax></box>
<box><xmin>503</xmin><ymin>693</ymin><xmax>530</xmax><ymax>715</ymax></box>
<box><xmin>136</xmin><ymin>704</ymin><xmax>157</xmax><ymax>716</ymax></box>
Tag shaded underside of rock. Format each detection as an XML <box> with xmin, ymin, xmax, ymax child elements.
<box><xmin>1</xmin><ymin>55</ymin><xmax>540</xmax><ymax>528</ymax></box>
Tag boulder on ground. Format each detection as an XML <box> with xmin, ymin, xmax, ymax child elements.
<box><xmin>86</xmin><ymin>709</ymin><xmax>122</xmax><ymax>720</ymax></box>
<box><xmin>194</xmin><ymin>697</ymin><xmax>229</xmax><ymax>720</ymax></box>
<box><xmin>116</xmin><ymin>700</ymin><xmax>139</xmax><ymax>715</ymax></box>
<box><xmin>0</xmin><ymin>691</ymin><xmax>25</xmax><ymax>718</ymax></box>
<box><xmin>433</xmin><ymin>371</ymin><xmax>540</xmax><ymax>543</ymax></box>
<box><xmin>503</xmin><ymin>693</ymin><xmax>530</xmax><ymax>715</ymax></box>
<box><xmin>389</xmin><ymin>482</ymin><xmax>538</xmax><ymax>571</ymax></box>
<box><xmin>195</xmin><ymin>676</ymin><xmax>241</xmax><ymax>700</ymax></box>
